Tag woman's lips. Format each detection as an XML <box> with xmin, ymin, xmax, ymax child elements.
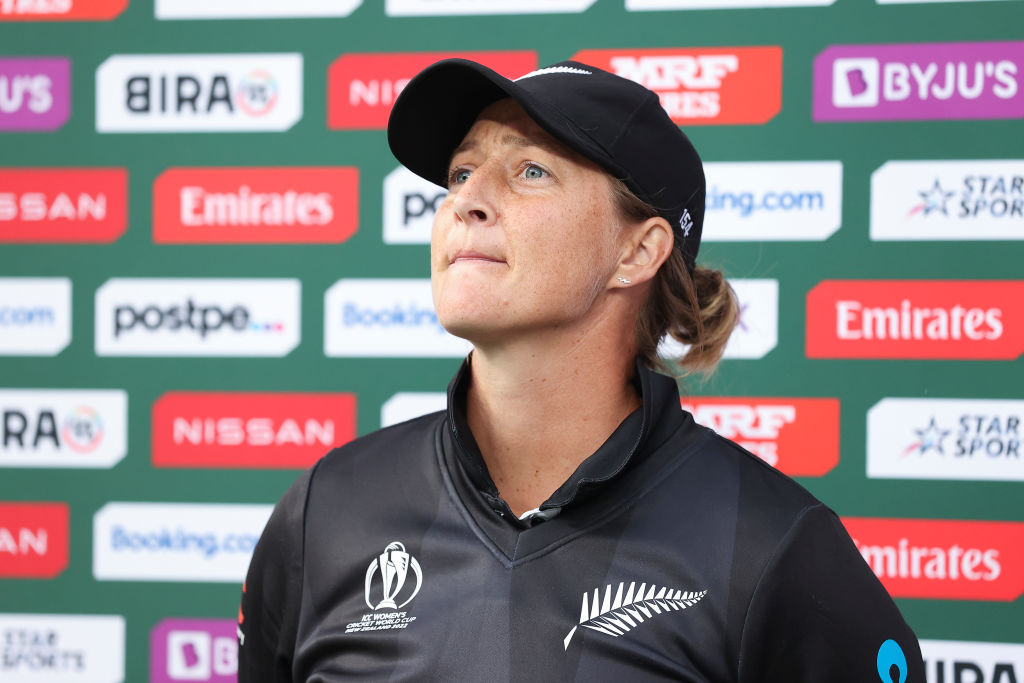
<box><xmin>450</xmin><ymin>249</ymin><xmax>506</xmax><ymax>265</ymax></box>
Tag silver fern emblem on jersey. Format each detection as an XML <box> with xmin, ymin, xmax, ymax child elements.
<box><xmin>563</xmin><ymin>582</ymin><xmax>707</xmax><ymax>650</ymax></box>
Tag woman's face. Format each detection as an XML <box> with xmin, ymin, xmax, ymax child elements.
<box><xmin>431</xmin><ymin>98</ymin><xmax>628</xmax><ymax>348</ymax></box>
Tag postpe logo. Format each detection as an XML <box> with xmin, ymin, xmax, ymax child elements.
<box><xmin>0</xmin><ymin>502</ymin><xmax>69</xmax><ymax>578</ymax></box>
<box><xmin>95</xmin><ymin>53</ymin><xmax>302</xmax><ymax>132</ymax></box>
<box><xmin>814</xmin><ymin>42</ymin><xmax>1024</xmax><ymax>122</ymax></box>
<box><xmin>328</xmin><ymin>51</ymin><xmax>536</xmax><ymax>129</ymax></box>
<box><xmin>806</xmin><ymin>280</ymin><xmax>1024</xmax><ymax>359</ymax></box>
<box><xmin>661</xmin><ymin>279</ymin><xmax>778</xmax><ymax>360</ymax></box>
<box><xmin>0</xmin><ymin>277</ymin><xmax>71</xmax><ymax>356</ymax></box>
<box><xmin>0</xmin><ymin>0</ymin><xmax>128</xmax><ymax>20</ymax></box>
<box><xmin>0</xmin><ymin>57</ymin><xmax>70</xmax><ymax>131</ymax></box>
<box><xmin>682</xmin><ymin>397</ymin><xmax>839</xmax><ymax>476</ymax></box>
<box><xmin>0</xmin><ymin>168</ymin><xmax>127</xmax><ymax>243</ymax></box>
<box><xmin>95</xmin><ymin>278</ymin><xmax>300</xmax><ymax>357</ymax></box>
<box><xmin>150</xmin><ymin>618</ymin><xmax>237</xmax><ymax>683</ymax></box>
<box><xmin>571</xmin><ymin>47</ymin><xmax>782</xmax><ymax>125</ymax></box>
<box><xmin>0</xmin><ymin>614</ymin><xmax>125</xmax><ymax>683</ymax></box>
<box><xmin>382</xmin><ymin>165</ymin><xmax>446</xmax><ymax>244</ymax></box>
<box><xmin>153</xmin><ymin>167</ymin><xmax>359</xmax><ymax>244</ymax></box>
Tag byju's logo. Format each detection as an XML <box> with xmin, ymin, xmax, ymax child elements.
<box><xmin>0</xmin><ymin>614</ymin><xmax>124</xmax><ymax>683</ymax></box>
<box><xmin>385</xmin><ymin>0</ymin><xmax>596</xmax><ymax>14</ymax></box>
<box><xmin>572</xmin><ymin>47</ymin><xmax>782</xmax><ymax>125</ymax></box>
<box><xmin>814</xmin><ymin>42</ymin><xmax>1024</xmax><ymax>121</ymax></box>
<box><xmin>0</xmin><ymin>168</ymin><xmax>128</xmax><ymax>243</ymax></box>
<box><xmin>867</xmin><ymin>398</ymin><xmax>1024</xmax><ymax>481</ymax></box>
<box><xmin>96</xmin><ymin>54</ymin><xmax>302</xmax><ymax>132</ymax></box>
<box><xmin>324</xmin><ymin>279</ymin><xmax>472</xmax><ymax>357</ymax></box>
<box><xmin>919</xmin><ymin>639</ymin><xmax>1024</xmax><ymax>683</ymax></box>
<box><xmin>0</xmin><ymin>58</ymin><xmax>70</xmax><ymax>131</ymax></box>
<box><xmin>150</xmin><ymin>618</ymin><xmax>237</xmax><ymax>683</ymax></box>
<box><xmin>1</xmin><ymin>389</ymin><xmax>127</xmax><ymax>468</ymax></box>
<box><xmin>661</xmin><ymin>279</ymin><xmax>778</xmax><ymax>360</ymax></box>
<box><xmin>156</xmin><ymin>0</ymin><xmax>361</xmax><ymax>19</ymax></box>
<box><xmin>0</xmin><ymin>277</ymin><xmax>71</xmax><ymax>356</ymax></box>
<box><xmin>95</xmin><ymin>278</ymin><xmax>300</xmax><ymax>357</ymax></box>
<box><xmin>0</xmin><ymin>502</ymin><xmax>69</xmax><ymax>578</ymax></box>
<box><xmin>383</xmin><ymin>166</ymin><xmax>446</xmax><ymax>244</ymax></box>
<box><xmin>345</xmin><ymin>541</ymin><xmax>423</xmax><ymax>634</ymax></box>
<box><xmin>0</xmin><ymin>0</ymin><xmax>128</xmax><ymax>20</ymax></box>
<box><xmin>870</xmin><ymin>160</ymin><xmax>1024</xmax><ymax>241</ymax></box>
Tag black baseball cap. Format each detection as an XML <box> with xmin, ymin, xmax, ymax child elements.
<box><xmin>387</xmin><ymin>59</ymin><xmax>705</xmax><ymax>273</ymax></box>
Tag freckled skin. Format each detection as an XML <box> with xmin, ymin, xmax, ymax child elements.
<box><xmin>431</xmin><ymin>99</ymin><xmax>626</xmax><ymax>350</ymax></box>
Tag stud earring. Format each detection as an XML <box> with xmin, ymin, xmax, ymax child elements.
<box><xmin>617</xmin><ymin>277</ymin><xmax>632</xmax><ymax>284</ymax></box>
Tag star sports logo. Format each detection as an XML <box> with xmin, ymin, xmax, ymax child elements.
<box><xmin>903</xmin><ymin>417</ymin><xmax>950</xmax><ymax>456</ymax></box>
<box><xmin>907</xmin><ymin>180</ymin><xmax>955</xmax><ymax>218</ymax></box>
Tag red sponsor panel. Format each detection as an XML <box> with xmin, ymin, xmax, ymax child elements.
<box><xmin>0</xmin><ymin>0</ymin><xmax>127</xmax><ymax>20</ymax></box>
<box><xmin>0</xmin><ymin>168</ymin><xmax>127</xmax><ymax>243</ymax></box>
<box><xmin>152</xmin><ymin>392</ymin><xmax>357</xmax><ymax>468</ymax></box>
<box><xmin>682</xmin><ymin>397</ymin><xmax>839</xmax><ymax>476</ymax></box>
<box><xmin>571</xmin><ymin>47</ymin><xmax>782</xmax><ymax>125</ymax></box>
<box><xmin>806</xmin><ymin>280</ymin><xmax>1024</xmax><ymax>360</ymax></box>
<box><xmin>843</xmin><ymin>517</ymin><xmax>1024</xmax><ymax>601</ymax></box>
<box><xmin>328</xmin><ymin>51</ymin><xmax>537</xmax><ymax>130</ymax></box>
<box><xmin>0</xmin><ymin>502</ymin><xmax>69</xmax><ymax>578</ymax></box>
<box><xmin>152</xmin><ymin>167</ymin><xmax>358</xmax><ymax>244</ymax></box>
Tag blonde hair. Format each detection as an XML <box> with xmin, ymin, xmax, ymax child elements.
<box><xmin>610</xmin><ymin>177</ymin><xmax>739</xmax><ymax>376</ymax></box>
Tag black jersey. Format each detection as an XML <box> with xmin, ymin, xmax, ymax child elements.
<box><xmin>238</xmin><ymin>360</ymin><xmax>924</xmax><ymax>682</ymax></box>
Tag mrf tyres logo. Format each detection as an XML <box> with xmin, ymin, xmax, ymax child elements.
<box><xmin>345</xmin><ymin>541</ymin><xmax>423</xmax><ymax>634</ymax></box>
<box><xmin>0</xmin><ymin>57</ymin><xmax>70</xmax><ymax>131</ymax></box>
<box><xmin>95</xmin><ymin>278</ymin><xmax>300</xmax><ymax>357</ymax></box>
<box><xmin>328</xmin><ymin>51</ymin><xmax>535</xmax><ymax>129</ymax></box>
<box><xmin>842</xmin><ymin>517</ymin><xmax>1024</xmax><ymax>601</ymax></box>
<box><xmin>806</xmin><ymin>280</ymin><xmax>1024</xmax><ymax>360</ymax></box>
<box><xmin>867</xmin><ymin>398</ymin><xmax>1024</xmax><ymax>482</ymax></box>
<box><xmin>0</xmin><ymin>502</ymin><xmax>69</xmax><ymax>579</ymax></box>
<box><xmin>1</xmin><ymin>389</ymin><xmax>127</xmax><ymax>468</ymax></box>
<box><xmin>572</xmin><ymin>47</ymin><xmax>782</xmax><ymax>125</ymax></box>
<box><xmin>150</xmin><ymin>618</ymin><xmax>237</xmax><ymax>683</ymax></box>
<box><xmin>682</xmin><ymin>397</ymin><xmax>839</xmax><ymax>476</ymax></box>
<box><xmin>0</xmin><ymin>613</ymin><xmax>125</xmax><ymax>683</ymax></box>
<box><xmin>96</xmin><ymin>53</ymin><xmax>302</xmax><ymax>132</ymax></box>
<box><xmin>0</xmin><ymin>277</ymin><xmax>71</xmax><ymax>356</ymax></box>
<box><xmin>153</xmin><ymin>167</ymin><xmax>359</xmax><ymax>244</ymax></box>
<box><xmin>0</xmin><ymin>168</ymin><xmax>127</xmax><ymax>244</ymax></box>
<box><xmin>0</xmin><ymin>0</ymin><xmax>127</xmax><ymax>20</ymax></box>
<box><xmin>919</xmin><ymin>639</ymin><xmax>1024</xmax><ymax>683</ymax></box>
<box><xmin>814</xmin><ymin>41</ymin><xmax>1024</xmax><ymax>122</ymax></box>
<box><xmin>660</xmin><ymin>279</ymin><xmax>778</xmax><ymax>360</ymax></box>
<box><xmin>870</xmin><ymin>160</ymin><xmax>1023</xmax><ymax>241</ymax></box>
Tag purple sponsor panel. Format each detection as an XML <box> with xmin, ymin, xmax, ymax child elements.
<box><xmin>151</xmin><ymin>618</ymin><xmax>238</xmax><ymax>683</ymax></box>
<box><xmin>0</xmin><ymin>57</ymin><xmax>71</xmax><ymax>130</ymax></box>
<box><xmin>813</xmin><ymin>42</ymin><xmax>1024</xmax><ymax>122</ymax></box>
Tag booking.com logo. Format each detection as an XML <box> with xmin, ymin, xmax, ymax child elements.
<box><xmin>0</xmin><ymin>305</ymin><xmax>56</xmax><ymax>326</ymax></box>
<box><xmin>113</xmin><ymin>300</ymin><xmax>286</xmax><ymax>338</ymax></box>
<box><xmin>342</xmin><ymin>302</ymin><xmax>447</xmax><ymax>334</ymax></box>
<box><xmin>706</xmin><ymin>186</ymin><xmax>826</xmax><ymax>217</ymax></box>
<box><xmin>111</xmin><ymin>526</ymin><xmax>259</xmax><ymax>558</ymax></box>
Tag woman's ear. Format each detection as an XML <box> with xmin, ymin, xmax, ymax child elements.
<box><xmin>612</xmin><ymin>216</ymin><xmax>674</xmax><ymax>288</ymax></box>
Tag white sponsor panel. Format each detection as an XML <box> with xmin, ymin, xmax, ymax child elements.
<box><xmin>704</xmin><ymin>162</ymin><xmax>842</xmax><ymax>241</ymax></box>
<box><xmin>0</xmin><ymin>613</ymin><xmax>125</xmax><ymax>683</ymax></box>
<box><xmin>627</xmin><ymin>0</ymin><xmax>833</xmax><ymax>8</ymax></box>
<box><xmin>383</xmin><ymin>166</ymin><xmax>446</xmax><ymax>245</ymax></box>
<box><xmin>93</xmin><ymin>502</ymin><xmax>273</xmax><ymax>582</ymax></box>
<box><xmin>156</xmin><ymin>0</ymin><xmax>362</xmax><ymax>18</ymax></box>
<box><xmin>381</xmin><ymin>392</ymin><xmax>447</xmax><ymax>428</ymax></box>
<box><xmin>95</xmin><ymin>278</ymin><xmax>300</xmax><ymax>357</ymax></box>
<box><xmin>386</xmin><ymin>0</ymin><xmax>597</xmax><ymax>15</ymax></box>
<box><xmin>871</xmin><ymin>160</ymin><xmax>1024</xmax><ymax>241</ymax></box>
<box><xmin>324</xmin><ymin>279</ymin><xmax>473</xmax><ymax>358</ymax></box>
<box><xmin>920</xmin><ymin>639</ymin><xmax>1024</xmax><ymax>682</ymax></box>
<box><xmin>0</xmin><ymin>389</ymin><xmax>127</xmax><ymax>468</ymax></box>
<box><xmin>660</xmin><ymin>279</ymin><xmax>778</xmax><ymax>360</ymax></box>
<box><xmin>95</xmin><ymin>54</ymin><xmax>302</xmax><ymax>132</ymax></box>
<box><xmin>0</xmin><ymin>277</ymin><xmax>71</xmax><ymax>356</ymax></box>
<box><xmin>867</xmin><ymin>398</ymin><xmax>1024</xmax><ymax>481</ymax></box>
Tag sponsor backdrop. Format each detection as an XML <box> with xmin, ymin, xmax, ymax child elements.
<box><xmin>1</xmin><ymin>0</ymin><xmax>1021</xmax><ymax>680</ymax></box>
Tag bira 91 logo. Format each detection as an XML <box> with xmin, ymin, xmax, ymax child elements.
<box><xmin>152</xmin><ymin>391</ymin><xmax>356</xmax><ymax>468</ymax></box>
<box><xmin>1</xmin><ymin>389</ymin><xmax>127</xmax><ymax>468</ymax></box>
<box><xmin>806</xmin><ymin>280</ymin><xmax>1024</xmax><ymax>360</ymax></box>
<box><xmin>682</xmin><ymin>397</ymin><xmax>839</xmax><ymax>476</ymax></box>
<box><xmin>94</xmin><ymin>278</ymin><xmax>300</xmax><ymax>357</ymax></box>
<box><xmin>920</xmin><ymin>639</ymin><xmax>1024</xmax><ymax>683</ymax></box>
<box><xmin>0</xmin><ymin>168</ymin><xmax>127</xmax><ymax>243</ymax></box>
<box><xmin>0</xmin><ymin>57</ymin><xmax>70</xmax><ymax>131</ymax></box>
<box><xmin>95</xmin><ymin>53</ymin><xmax>302</xmax><ymax>132</ymax></box>
<box><xmin>870</xmin><ymin>160</ymin><xmax>1024</xmax><ymax>241</ymax></box>
<box><xmin>328</xmin><ymin>51</ymin><xmax>536</xmax><ymax>129</ymax></box>
<box><xmin>867</xmin><ymin>398</ymin><xmax>1024</xmax><ymax>482</ymax></box>
<box><xmin>842</xmin><ymin>517</ymin><xmax>1024</xmax><ymax>601</ymax></box>
<box><xmin>150</xmin><ymin>618</ymin><xmax>236</xmax><ymax>683</ymax></box>
<box><xmin>152</xmin><ymin>167</ymin><xmax>358</xmax><ymax>244</ymax></box>
<box><xmin>814</xmin><ymin>42</ymin><xmax>1024</xmax><ymax>122</ymax></box>
<box><xmin>0</xmin><ymin>502</ymin><xmax>68</xmax><ymax>578</ymax></box>
<box><xmin>0</xmin><ymin>0</ymin><xmax>127</xmax><ymax>20</ymax></box>
<box><xmin>571</xmin><ymin>47</ymin><xmax>782</xmax><ymax>125</ymax></box>
<box><xmin>0</xmin><ymin>613</ymin><xmax>125</xmax><ymax>683</ymax></box>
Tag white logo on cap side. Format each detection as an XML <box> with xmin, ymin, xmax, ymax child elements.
<box><xmin>515</xmin><ymin>66</ymin><xmax>592</xmax><ymax>81</ymax></box>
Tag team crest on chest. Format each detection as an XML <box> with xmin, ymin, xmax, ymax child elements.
<box><xmin>345</xmin><ymin>541</ymin><xmax>423</xmax><ymax>634</ymax></box>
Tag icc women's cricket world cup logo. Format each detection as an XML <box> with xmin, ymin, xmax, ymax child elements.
<box><xmin>365</xmin><ymin>541</ymin><xmax>423</xmax><ymax>610</ymax></box>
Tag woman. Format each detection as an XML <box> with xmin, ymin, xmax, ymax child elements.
<box><xmin>238</xmin><ymin>59</ymin><xmax>924</xmax><ymax>682</ymax></box>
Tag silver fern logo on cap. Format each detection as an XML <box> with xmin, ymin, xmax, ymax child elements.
<box><xmin>563</xmin><ymin>582</ymin><xmax>707</xmax><ymax>650</ymax></box>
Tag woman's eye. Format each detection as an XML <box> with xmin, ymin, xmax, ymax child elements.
<box><xmin>523</xmin><ymin>164</ymin><xmax>547</xmax><ymax>180</ymax></box>
<box><xmin>449</xmin><ymin>168</ymin><xmax>472</xmax><ymax>186</ymax></box>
